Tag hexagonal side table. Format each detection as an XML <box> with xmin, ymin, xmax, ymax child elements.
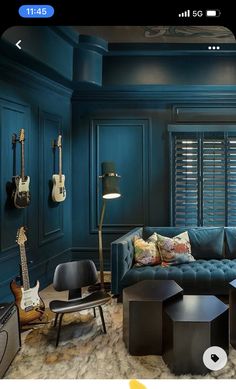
<box><xmin>229</xmin><ymin>279</ymin><xmax>236</xmax><ymax>348</ymax></box>
<box><xmin>163</xmin><ymin>295</ymin><xmax>229</xmax><ymax>375</ymax></box>
<box><xmin>123</xmin><ymin>280</ymin><xmax>183</xmax><ymax>356</ymax></box>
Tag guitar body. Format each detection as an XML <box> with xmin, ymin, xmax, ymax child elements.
<box><xmin>52</xmin><ymin>174</ymin><xmax>66</xmax><ymax>202</ymax></box>
<box><xmin>13</xmin><ymin>175</ymin><xmax>31</xmax><ymax>208</ymax></box>
<box><xmin>10</xmin><ymin>279</ymin><xmax>45</xmax><ymax>325</ymax></box>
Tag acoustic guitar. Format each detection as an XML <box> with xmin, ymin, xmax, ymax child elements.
<box><xmin>13</xmin><ymin>129</ymin><xmax>31</xmax><ymax>208</ymax></box>
<box><xmin>10</xmin><ymin>227</ymin><xmax>45</xmax><ymax>326</ymax></box>
<box><xmin>52</xmin><ymin>134</ymin><xmax>66</xmax><ymax>202</ymax></box>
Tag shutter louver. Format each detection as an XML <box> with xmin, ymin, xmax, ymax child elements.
<box><xmin>202</xmin><ymin>137</ymin><xmax>226</xmax><ymax>226</ymax></box>
<box><xmin>227</xmin><ymin>137</ymin><xmax>236</xmax><ymax>226</ymax></box>
<box><xmin>173</xmin><ymin>136</ymin><xmax>199</xmax><ymax>226</ymax></box>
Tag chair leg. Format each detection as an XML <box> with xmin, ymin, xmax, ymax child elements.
<box><xmin>53</xmin><ymin>313</ymin><xmax>59</xmax><ymax>327</ymax></box>
<box><xmin>93</xmin><ymin>307</ymin><xmax>96</xmax><ymax>317</ymax></box>
<box><xmin>98</xmin><ymin>306</ymin><xmax>106</xmax><ymax>334</ymax></box>
<box><xmin>55</xmin><ymin>313</ymin><xmax>64</xmax><ymax>347</ymax></box>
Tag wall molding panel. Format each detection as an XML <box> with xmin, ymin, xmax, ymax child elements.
<box><xmin>38</xmin><ymin>110</ymin><xmax>64</xmax><ymax>246</ymax></box>
<box><xmin>0</xmin><ymin>98</ymin><xmax>30</xmax><ymax>252</ymax></box>
<box><xmin>89</xmin><ymin>118</ymin><xmax>150</xmax><ymax>234</ymax></box>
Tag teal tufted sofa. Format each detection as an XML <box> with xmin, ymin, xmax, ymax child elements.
<box><xmin>111</xmin><ymin>226</ymin><xmax>236</xmax><ymax>297</ymax></box>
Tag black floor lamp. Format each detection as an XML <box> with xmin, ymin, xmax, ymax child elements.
<box><xmin>94</xmin><ymin>161</ymin><xmax>121</xmax><ymax>292</ymax></box>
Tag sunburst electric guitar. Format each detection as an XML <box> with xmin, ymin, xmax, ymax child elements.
<box><xmin>10</xmin><ymin>227</ymin><xmax>45</xmax><ymax>325</ymax></box>
<box><xmin>13</xmin><ymin>129</ymin><xmax>31</xmax><ymax>208</ymax></box>
<box><xmin>52</xmin><ymin>134</ymin><xmax>66</xmax><ymax>202</ymax></box>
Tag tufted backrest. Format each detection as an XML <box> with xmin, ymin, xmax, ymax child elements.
<box><xmin>143</xmin><ymin>226</ymin><xmax>225</xmax><ymax>260</ymax></box>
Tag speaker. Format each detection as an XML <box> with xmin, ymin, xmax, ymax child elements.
<box><xmin>0</xmin><ymin>302</ymin><xmax>21</xmax><ymax>378</ymax></box>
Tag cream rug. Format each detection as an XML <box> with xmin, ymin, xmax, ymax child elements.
<box><xmin>4</xmin><ymin>298</ymin><xmax>236</xmax><ymax>379</ymax></box>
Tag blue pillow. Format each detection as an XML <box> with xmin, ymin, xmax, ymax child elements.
<box><xmin>188</xmin><ymin>227</ymin><xmax>224</xmax><ymax>259</ymax></box>
<box><xmin>225</xmin><ymin>227</ymin><xmax>236</xmax><ymax>259</ymax></box>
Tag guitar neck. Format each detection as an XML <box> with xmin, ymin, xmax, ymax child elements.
<box><xmin>19</xmin><ymin>244</ymin><xmax>30</xmax><ymax>290</ymax></box>
<box><xmin>21</xmin><ymin>140</ymin><xmax>25</xmax><ymax>180</ymax></box>
<box><xmin>58</xmin><ymin>146</ymin><xmax>62</xmax><ymax>182</ymax></box>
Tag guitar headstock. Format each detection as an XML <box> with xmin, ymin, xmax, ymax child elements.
<box><xmin>16</xmin><ymin>226</ymin><xmax>27</xmax><ymax>245</ymax></box>
<box><xmin>57</xmin><ymin>134</ymin><xmax>62</xmax><ymax>148</ymax></box>
<box><xmin>19</xmin><ymin>129</ymin><xmax>25</xmax><ymax>142</ymax></box>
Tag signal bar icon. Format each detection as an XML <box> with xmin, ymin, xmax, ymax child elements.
<box><xmin>179</xmin><ymin>10</ymin><xmax>190</xmax><ymax>17</ymax></box>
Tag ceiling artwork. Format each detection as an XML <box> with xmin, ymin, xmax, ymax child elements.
<box><xmin>73</xmin><ymin>26</ymin><xmax>235</xmax><ymax>43</ymax></box>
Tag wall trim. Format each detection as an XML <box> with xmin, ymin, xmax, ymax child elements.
<box><xmin>73</xmin><ymin>88</ymin><xmax>236</xmax><ymax>102</ymax></box>
<box><xmin>0</xmin><ymin>44</ymin><xmax>73</xmax><ymax>98</ymax></box>
<box><xmin>107</xmin><ymin>43</ymin><xmax>236</xmax><ymax>57</ymax></box>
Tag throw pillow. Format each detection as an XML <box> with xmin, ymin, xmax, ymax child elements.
<box><xmin>154</xmin><ymin>231</ymin><xmax>195</xmax><ymax>266</ymax></box>
<box><xmin>133</xmin><ymin>233</ymin><xmax>161</xmax><ymax>266</ymax></box>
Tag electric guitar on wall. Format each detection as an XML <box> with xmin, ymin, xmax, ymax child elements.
<box><xmin>10</xmin><ymin>227</ymin><xmax>45</xmax><ymax>326</ymax></box>
<box><xmin>13</xmin><ymin>129</ymin><xmax>31</xmax><ymax>208</ymax></box>
<box><xmin>52</xmin><ymin>134</ymin><xmax>66</xmax><ymax>202</ymax></box>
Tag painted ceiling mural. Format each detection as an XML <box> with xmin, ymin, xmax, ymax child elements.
<box><xmin>73</xmin><ymin>26</ymin><xmax>235</xmax><ymax>43</ymax></box>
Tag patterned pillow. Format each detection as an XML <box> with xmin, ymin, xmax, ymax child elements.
<box><xmin>154</xmin><ymin>231</ymin><xmax>195</xmax><ymax>266</ymax></box>
<box><xmin>133</xmin><ymin>233</ymin><xmax>161</xmax><ymax>266</ymax></box>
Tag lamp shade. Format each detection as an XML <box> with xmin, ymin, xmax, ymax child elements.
<box><xmin>101</xmin><ymin>162</ymin><xmax>121</xmax><ymax>199</ymax></box>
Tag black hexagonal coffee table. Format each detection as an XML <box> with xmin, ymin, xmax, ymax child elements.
<box><xmin>123</xmin><ymin>280</ymin><xmax>183</xmax><ymax>355</ymax></box>
<box><xmin>229</xmin><ymin>279</ymin><xmax>236</xmax><ymax>348</ymax></box>
<box><xmin>163</xmin><ymin>295</ymin><xmax>229</xmax><ymax>375</ymax></box>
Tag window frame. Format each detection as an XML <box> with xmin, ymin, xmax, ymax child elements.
<box><xmin>169</xmin><ymin>124</ymin><xmax>236</xmax><ymax>227</ymax></box>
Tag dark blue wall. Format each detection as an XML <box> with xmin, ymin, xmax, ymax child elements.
<box><xmin>0</xmin><ymin>39</ymin><xmax>73</xmax><ymax>301</ymax></box>
<box><xmin>72</xmin><ymin>51</ymin><xmax>236</xmax><ymax>269</ymax></box>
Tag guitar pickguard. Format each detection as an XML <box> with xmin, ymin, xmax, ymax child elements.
<box><xmin>20</xmin><ymin>281</ymin><xmax>41</xmax><ymax>311</ymax></box>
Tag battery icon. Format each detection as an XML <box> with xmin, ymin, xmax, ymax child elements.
<box><xmin>206</xmin><ymin>9</ymin><xmax>221</xmax><ymax>17</ymax></box>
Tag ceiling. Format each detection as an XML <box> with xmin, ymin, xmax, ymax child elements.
<box><xmin>73</xmin><ymin>26</ymin><xmax>235</xmax><ymax>43</ymax></box>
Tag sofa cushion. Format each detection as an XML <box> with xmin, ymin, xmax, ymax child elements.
<box><xmin>121</xmin><ymin>259</ymin><xmax>236</xmax><ymax>295</ymax></box>
<box><xmin>154</xmin><ymin>231</ymin><xmax>195</xmax><ymax>266</ymax></box>
<box><xmin>133</xmin><ymin>234</ymin><xmax>161</xmax><ymax>266</ymax></box>
<box><xmin>225</xmin><ymin>227</ymin><xmax>236</xmax><ymax>259</ymax></box>
<box><xmin>188</xmin><ymin>228</ymin><xmax>224</xmax><ymax>259</ymax></box>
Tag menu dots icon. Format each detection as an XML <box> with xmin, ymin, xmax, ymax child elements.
<box><xmin>208</xmin><ymin>46</ymin><xmax>221</xmax><ymax>50</ymax></box>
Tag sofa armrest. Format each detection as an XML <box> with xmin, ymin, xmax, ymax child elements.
<box><xmin>111</xmin><ymin>227</ymin><xmax>143</xmax><ymax>295</ymax></box>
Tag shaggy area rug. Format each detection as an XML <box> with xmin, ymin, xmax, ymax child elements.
<box><xmin>4</xmin><ymin>298</ymin><xmax>236</xmax><ymax>379</ymax></box>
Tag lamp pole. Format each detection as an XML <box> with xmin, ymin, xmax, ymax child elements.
<box><xmin>98</xmin><ymin>199</ymin><xmax>106</xmax><ymax>291</ymax></box>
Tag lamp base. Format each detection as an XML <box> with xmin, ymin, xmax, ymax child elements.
<box><xmin>88</xmin><ymin>282</ymin><xmax>111</xmax><ymax>293</ymax></box>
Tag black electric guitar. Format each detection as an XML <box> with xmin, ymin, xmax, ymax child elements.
<box><xmin>13</xmin><ymin>129</ymin><xmax>31</xmax><ymax>208</ymax></box>
<box><xmin>10</xmin><ymin>227</ymin><xmax>45</xmax><ymax>326</ymax></box>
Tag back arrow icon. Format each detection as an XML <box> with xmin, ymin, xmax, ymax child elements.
<box><xmin>16</xmin><ymin>40</ymin><xmax>22</xmax><ymax>50</ymax></box>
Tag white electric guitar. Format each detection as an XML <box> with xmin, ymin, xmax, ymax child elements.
<box><xmin>10</xmin><ymin>227</ymin><xmax>45</xmax><ymax>325</ymax></box>
<box><xmin>52</xmin><ymin>134</ymin><xmax>66</xmax><ymax>202</ymax></box>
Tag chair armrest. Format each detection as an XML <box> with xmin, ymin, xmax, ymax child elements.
<box><xmin>111</xmin><ymin>227</ymin><xmax>143</xmax><ymax>295</ymax></box>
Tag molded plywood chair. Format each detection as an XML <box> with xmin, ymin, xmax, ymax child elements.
<box><xmin>49</xmin><ymin>260</ymin><xmax>111</xmax><ymax>347</ymax></box>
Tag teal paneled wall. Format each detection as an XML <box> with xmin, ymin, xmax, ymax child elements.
<box><xmin>72</xmin><ymin>49</ymin><xmax>236</xmax><ymax>268</ymax></box>
<box><xmin>0</xmin><ymin>57</ymin><xmax>72</xmax><ymax>301</ymax></box>
<box><xmin>71</xmin><ymin>101</ymin><xmax>173</xmax><ymax>268</ymax></box>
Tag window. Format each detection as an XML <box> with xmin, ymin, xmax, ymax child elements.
<box><xmin>170</xmin><ymin>125</ymin><xmax>236</xmax><ymax>227</ymax></box>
